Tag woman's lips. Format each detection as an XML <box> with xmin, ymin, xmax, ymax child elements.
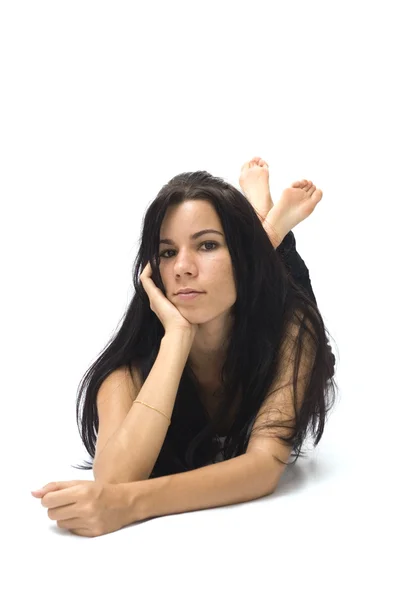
<box><xmin>177</xmin><ymin>292</ymin><xmax>204</xmax><ymax>300</ymax></box>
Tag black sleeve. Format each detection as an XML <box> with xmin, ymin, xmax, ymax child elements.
<box><xmin>276</xmin><ymin>231</ymin><xmax>317</xmax><ymax>304</ymax></box>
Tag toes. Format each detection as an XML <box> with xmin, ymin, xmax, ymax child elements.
<box><xmin>292</xmin><ymin>179</ymin><xmax>318</xmax><ymax>192</ymax></box>
<box><xmin>313</xmin><ymin>189</ymin><xmax>323</xmax><ymax>202</ymax></box>
<box><xmin>292</xmin><ymin>180</ymin><xmax>306</xmax><ymax>188</ymax></box>
<box><xmin>289</xmin><ymin>179</ymin><xmax>322</xmax><ymax>201</ymax></box>
<box><xmin>251</xmin><ymin>157</ymin><xmax>268</xmax><ymax>168</ymax></box>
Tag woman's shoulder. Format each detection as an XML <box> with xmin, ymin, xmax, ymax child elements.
<box><xmin>102</xmin><ymin>364</ymin><xmax>144</xmax><ymax>399</ymax></box>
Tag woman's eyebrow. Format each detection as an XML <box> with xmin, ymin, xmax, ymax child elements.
<box><xmin>159</xmin><ymin>229</ymin><xmax>224</xmax><ymax>245</ymax></box>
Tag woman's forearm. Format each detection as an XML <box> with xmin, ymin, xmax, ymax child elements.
<box><xmin>93</xmin><ymin>330</ymin><xmax>193</xmax><ymax>484</ymax></box>
<box><xmin>123</xmin><ymin>452</ymin><xmax>278</xmax><ymax>525</ymax></box>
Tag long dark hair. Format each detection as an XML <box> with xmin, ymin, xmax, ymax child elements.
<box><xmin>73</xmin><ymin>170</ymin><xmax>338</xmax><ymax>478</ymax></box>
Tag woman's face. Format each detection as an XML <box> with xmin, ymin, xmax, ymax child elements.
<box><xmin>158</xmin><ymin>200</ymin><xmax>237</xmax><ymax>324</ymax></box>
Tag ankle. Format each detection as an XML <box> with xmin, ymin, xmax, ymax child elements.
<box><xmin>263</xmin><ymin>219</ymin><xmax>284</xmax><ymax>249</ymax></box>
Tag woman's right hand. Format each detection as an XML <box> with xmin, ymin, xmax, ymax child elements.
<box><xmin>140</xmin><ymin>262</ymin><xmax>198</xmax><ymax>339</ymax></box>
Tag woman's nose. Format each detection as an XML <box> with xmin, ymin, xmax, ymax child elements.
<box><xmin>174</xmin><ymin>253</ymin><xmax>197</xmax><ymax>274</ymax></box>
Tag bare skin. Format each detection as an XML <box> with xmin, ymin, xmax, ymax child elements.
<box><xmin>239</xmin><ymin>156</ymin><xmax>324</xmax><ymax>243</ymax></box>
<box><xmin>239</xmin><ymin>156</ymin><xmax>273</xmax><ymax>220</ymax></box>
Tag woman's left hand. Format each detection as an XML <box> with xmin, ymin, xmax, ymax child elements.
<box><xmin>31</xmin><ymin>479</ymin><xmax>133</xmax><ymax>537</ymax></box>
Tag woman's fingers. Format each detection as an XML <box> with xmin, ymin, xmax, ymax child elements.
<box><xmin>140</xmin><ymin>261</ymin><xmax>157</xmax><ymax>290</ymax></box>
<box><xmin>140</xmin><ymin>262</ymin><xmax>153</xmax><ymax>289</ymax></box>
<box><xmin>140</xmin><ymin>262</ymin><xmax>151</xmax><ymax>278</ymax></box>
<box><xmin>140</xmin><ymin>262</ymin><xmax>155</xmax><ymax>302</ymax></box>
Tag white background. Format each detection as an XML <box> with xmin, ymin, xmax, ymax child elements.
<box><xmin>1</xmin><ymin>1</ymin><xmax>396</xmax><ymax>598</ymax></box>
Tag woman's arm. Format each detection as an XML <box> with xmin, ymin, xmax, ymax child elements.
<box><xmin>93</xmin><ymin>329</ymin><xmax>193</xmax><ymax>484</ymax></box>
<box><xmin>123</xmin><ymin>451</ymin><xmax>280</xmax><ymax>526</ymax></box>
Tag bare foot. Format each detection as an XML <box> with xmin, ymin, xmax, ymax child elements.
<box><xmin>265</xmin><ymin>179</ymin><xmax>323</xmax><ymax>242</ymax></box>
<box><xmin>239</xmin><ymin>156</ymin><xmax>273</xmax><ymax>221</ymax></box>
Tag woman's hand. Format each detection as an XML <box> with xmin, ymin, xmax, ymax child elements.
<box><xmin>140</xmin><ymin>261</ymin><xmax>198</xmax><ymax>339</ymax></box>
<box><xmin>31</xmin><ymin>479</ymin><xmax>140</xmax><ymax>538</ymax></box>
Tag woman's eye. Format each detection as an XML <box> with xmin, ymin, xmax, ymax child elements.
<box><xmin>159</xmin><ymin>241</ymin><xmax>219</xmax><ymax>259</ymax></box>
<box><xmin>202</xmin><ymin>241</ymin><xmax>218</xmax><ymax>251</ymax></box>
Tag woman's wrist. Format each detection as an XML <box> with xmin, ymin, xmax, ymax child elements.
<box><xmin>163</xmin><ymin>327</ymin><xmax>196</xmax><ymax>350</ymax></box>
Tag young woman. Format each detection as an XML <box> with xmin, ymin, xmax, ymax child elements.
<box><xmin>32</xmin><ymin>157</ymin><xmax>337</xmax><ymax>537</ymax></box>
